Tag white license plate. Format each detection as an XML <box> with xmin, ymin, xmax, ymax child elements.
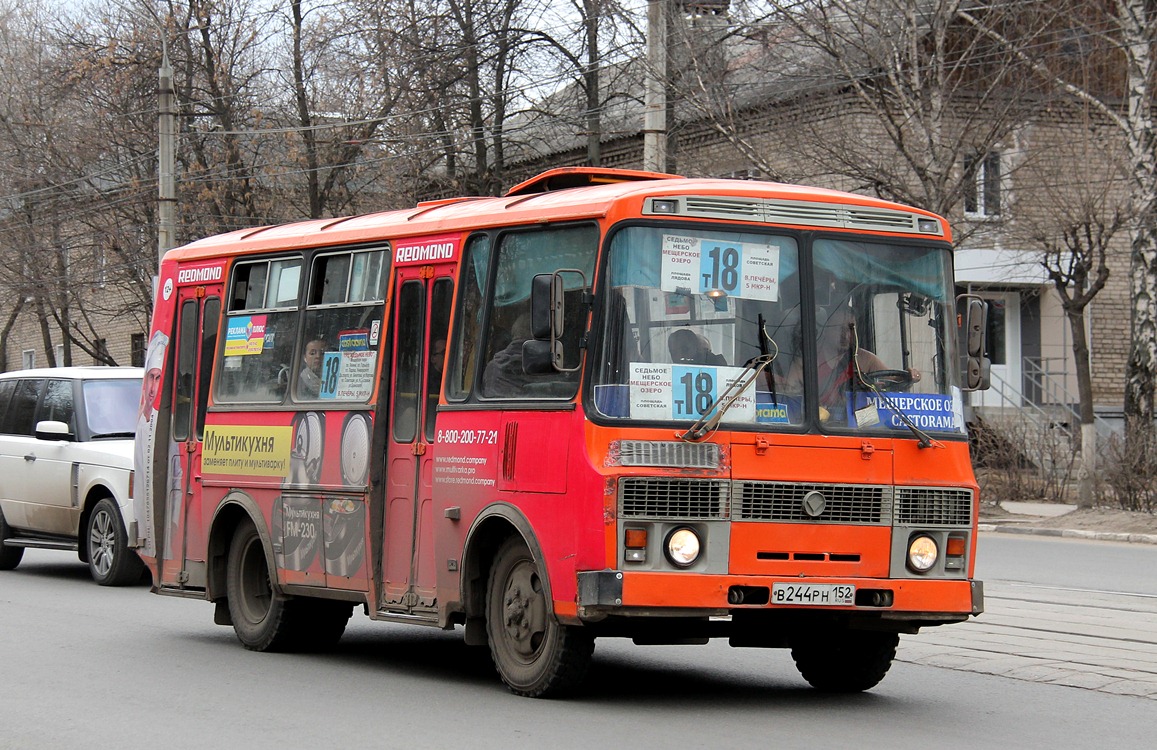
<box><xmin>771</xmin><ymin>583</ymin><xmax>855</xmax><ymax>606</ymax></box>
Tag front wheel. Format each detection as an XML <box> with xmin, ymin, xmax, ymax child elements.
<box><xmin>790</xmin><ymin>630</ymin><xmax>898</xmax><ymax>692</ymax></box>
<box><xmin>0</xmin><ymin>509</ymin><xmax>24</xmax><ymax>571</ymax></box>
<box><xmin>86</xmin><ymin>498</ymin><xmax>144</xmax><ymax>586</ymax></box>
<box><xmin>486</xmin><ymin>537</ymin><xmax>593</xmax><ymax>698</ymax></box>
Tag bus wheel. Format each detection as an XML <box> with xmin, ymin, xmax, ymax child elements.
<box><xmin>86</xmin><ymin>498</ymin><xmax>144</xmax><ymax>586</ymax></box>
<box><xmin>226</xmin><ymin>521</ymin><xmax>297</xmax><ymax>652</ymax></box>
<box><xmin>298</xmin><ymin>600</ymin><xmax>353</xmax><ymax>649</ymax></box>
<box><xmin>790</xmin><ymin>630</ymin><xmax>898</xmax><ymax>692</ymax></box>
<box><xmin>485</xmin><ymin>537</ymin><xmax>593</xmax><ymax>698</ymax></box>
<box><xmin>0</xmin><ymin>509</ymin><xmax>24</xmax><ymax>571</ymax></box>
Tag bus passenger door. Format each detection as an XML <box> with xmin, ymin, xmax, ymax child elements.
<box><xmin>381</xmin><ymin>267</ymin><xmax>453</xmax><ymax>614</ymax></box>
<box><xmin>161</xmin><ymin>287</ymin><xmax>221</xmax><ymax>586</ymax></box>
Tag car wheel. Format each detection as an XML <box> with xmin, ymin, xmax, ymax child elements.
<box><xmin>86</xmin><ymin>497</ymin><xmax>144</xmax><ymax>586</ymax></box>
<box><xmin>0</xmin><ymin>509</ymin><xmax>24</xmax><ymax>571</ymax></box>
<box><xmin>485</xmin><ymin>537</ymin><xmax>594</xmax><ymax>697</ymax></box>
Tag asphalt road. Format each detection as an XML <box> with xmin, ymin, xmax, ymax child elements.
<box><xmin>1</xmin><ymin>540</ymin><xmax>1153</xmax><ymax>749</ymax></box>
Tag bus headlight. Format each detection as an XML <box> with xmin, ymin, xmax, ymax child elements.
<box><xmin>907</xmin><ymin>534</ymin><xmax>938</xmax><ymax>572</ymax></box>
<box><xmin>665</xmin><ymin>527</ymin><xmax>701</xmax><ymax>568</ymax></box>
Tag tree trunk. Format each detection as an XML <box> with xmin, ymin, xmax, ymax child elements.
<box><xmin>584</xmin><ymin>0</ymin><xmax>601</xmax><ymax>166</ymax></box>
<box><xmin>1068</xmin><ymin>307</ymin><xmax>1096</xmax><ymax>508</ymax></box>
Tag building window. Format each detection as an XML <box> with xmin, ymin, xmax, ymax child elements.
<box><xmin>54</xmin><ymin>344</ymin><xmax>64</xmax><ymax>366</ymax></box>
<box><xmin>22</xmin><ymin>350</ymin><xmax>35</xmax><ymax>369</ymax></box>
<box><xmin>94</xmin><ymin>338</ymin><xmax>109</xmax><ymax>365</ymax></box>
<box><xmin>131</xmin><ymin>333</ymin><xmax>145</xmax><ymax>367</ymax></box>
<box><xmin>964</xmin><ymin>151</ymin><xmax>1002</xmax><ymax>218</ymax></box>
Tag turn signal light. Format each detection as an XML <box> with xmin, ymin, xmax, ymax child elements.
<box><xmin>624</xmin><ymin>528</ymin><xmax>648</xmax><ymax>562</ymax></box>
<box><xmin>624</xmin><ymin>529</ymin><xmax>648</xmax><ymax>549</ymax></box>
<box><xmin>946</xmin><ymin>536</ymin><xmax>966</xmax><ymax>557</ymax></box>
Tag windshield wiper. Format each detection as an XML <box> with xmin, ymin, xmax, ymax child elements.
<box><xmin>679</xmin><ymin>353</ymin><xmax>776</xmax><ymax>442</ymax></box>
<box><xmin>90</xmin><ymin>431</ymin><xmax>136</xmax><ymax>439</ymax></box>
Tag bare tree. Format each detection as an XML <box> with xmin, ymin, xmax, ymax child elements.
<box><xmin>1013</xmin><ymin>128</ymin><xmax>1123</xmax><ymax>506</ymax></box>
<box><xmin>666</xmin><ymin>1</ymin><xmax>1055</xmax><ymax>220</ymax></box>
<box><xmin>959</xmin><ymin>0</ymin><xmax>1157</xmax><ymax>456</ymax></box>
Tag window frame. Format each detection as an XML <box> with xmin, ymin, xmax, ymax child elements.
<box><xmin>964</xmin><ymin>150</ymin><xmax>1003</xmax><ymax>219</ymax></box>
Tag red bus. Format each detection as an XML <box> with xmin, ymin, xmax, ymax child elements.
<box><xmin>133</xmin><ymin>167</ymin><xmax>989</xmax><ymax>697</ymax></box>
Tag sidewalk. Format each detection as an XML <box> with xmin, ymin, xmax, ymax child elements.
<box><xmin>978</xmin><ymin>502</ymin><xmax>1157</xmax><ymax>545</ymax></box>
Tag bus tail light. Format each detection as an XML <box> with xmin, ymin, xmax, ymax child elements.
<box><xmin>624</xmin><ymin>528</ymin><xmax>648</xmax><ymax>562</ymax></box>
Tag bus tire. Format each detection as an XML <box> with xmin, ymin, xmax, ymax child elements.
<box><xmin>226</xmin><ymin>521</ymin><xmax>298</xmax><ymax>652</ymax></box>
<box><xmin>485</xmin><ymin>537</ymin><xmax>593</xmax><ymax>698</ymax></box>
<box><xmin>298</xmin><ymin>599</ymin><xmax>353</xmax><ymax>649</ymax></box>
<box><xmin>0</xmin><ymin>510</ymin><xmax>24</xmax><ymax>570</ymax></box>
<box><xmin>86</xmin><ymin>497</ymin><xmax>144</xmax><ymax>586</ymax></box>
<box><xmin>790</xmin><ymin>630</ymin><xmax>898</xmax><ymax>692</ymax></box>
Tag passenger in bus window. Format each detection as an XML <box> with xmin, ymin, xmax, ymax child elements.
<box><xmin>299</xmin><ymin>337</ymin><xmax>327</xmax><ymax>398</ymax></box>
<box><xmin>428</xmin><ymin>339</ymin><xmax>446</xmax><ymax>392</ymax></box>
<box><xmin>784</xmin><ymin>306</ymin><xmax>919</xmax><ymax>418</ymax></box>
<box><xmin>484</xmin><ymin>313</ymin><xmax>548</xmax><ymax>396</ymax></box>
<box><xmin>668</xmin><ymin>328</ymin><xmax>726</xmax><ymax>366</ymax></box>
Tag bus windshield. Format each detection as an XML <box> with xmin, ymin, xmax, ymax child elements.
<box><xmin>591</xmin><ymin>225</ymin><xmax>964</xmax><ymax>437</ymax></box>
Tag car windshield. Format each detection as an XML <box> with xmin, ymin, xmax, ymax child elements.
<box><xmin>590</xmin><ymin>225</ymin><xmax>965</xmax><ymax>438</ymax></box>
<box><xmin>83</xmin><ymin>378</ymin><xmax>142</xmax><ymax>437</ymax></box>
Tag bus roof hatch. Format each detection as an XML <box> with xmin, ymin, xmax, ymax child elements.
<box><xmin>504</xmin><ymin>166</ymin><xmax>681</xmax><ymax>197</ymax></box>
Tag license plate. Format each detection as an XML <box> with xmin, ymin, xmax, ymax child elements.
<box><xmin>771</xmin><ymin>583</ymin><xmax>855</xmax><ymax>606</ymax></box>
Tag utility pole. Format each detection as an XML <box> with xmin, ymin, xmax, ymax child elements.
<box><xmin>643</xmin><ymin>0</ymin><xmax>667</xmax><ymax>172</ymax></box>
<box><xmin>157</xmin><ymin>41</ymin><xmax>177</xmax><ymax>268</ymax></box>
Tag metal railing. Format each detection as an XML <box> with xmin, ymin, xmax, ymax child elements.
<box><xmin>971</xmin><ymin>358</ymin><xmax>1110</xmax><ymax>481</ymax></box>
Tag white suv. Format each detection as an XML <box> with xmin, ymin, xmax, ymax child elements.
<box><xmin>0</xmin><ymin>366</ymin><xmax>145</xmax><ymax>585</ymax></box>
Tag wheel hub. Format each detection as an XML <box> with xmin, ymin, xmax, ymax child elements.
<box><xmin>501</xmin><ymin>562</ymin><xmax>545</xmax><ymax>658</ymax></box>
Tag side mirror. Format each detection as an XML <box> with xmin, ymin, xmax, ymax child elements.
<box><xmin>529</xmin><ymin>269</ymin><xmax>587</xmax><ymax>373</ymax></box>
<box><xmin>530</xmin><ymin>273</ymin><xmax>564</xmax><ymax>341</ymax></box>
<box><xmin>958</xmin><ymin>295</ymin><xmax>991</xmax><ymax>391</ymax></box>
<box><xmin>35</xmin><ymin>420</ymin><xmax>74</xmax><ymax>441</ymax></box>
<box><xmin>522</xmin><ymin>339</ymin><xmax>560</xmax><ymax>374</ymax></box>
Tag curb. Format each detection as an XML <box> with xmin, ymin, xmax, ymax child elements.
<box><xmin>978</xmin><ymin>523</ymin><xmax>1157</xmax><ymax>545</ymax></box>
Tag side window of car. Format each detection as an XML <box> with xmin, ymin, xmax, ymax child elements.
<box><xmin>0</xmin><ymin>380</ymin><xmax>14</xmax><ymax>431</ymax></box>
<box><xmin>39</xmin><ymin>380</ymin><xmax>76</xmax><ymax>434</ymax></box>
<box><xmin>1</xmin><ymin>379</ymin><xmax>43</xmax><ymax>436</ymax></box>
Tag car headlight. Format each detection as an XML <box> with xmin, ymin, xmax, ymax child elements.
<box><xmin>907</xmin><ymin>534</ymin><xmax>938</xmax><ymax>572</ymax></box>
<box><xmin>665</xmin><ymin>527</ymin><xmax>701</xmax><ymax>568</ymax></box>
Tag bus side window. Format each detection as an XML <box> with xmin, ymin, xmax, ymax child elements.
<box><xmin>215</xmin><ymin>257</ymin><xmax>302</xmax><ymax>405</ymax></box>
<box><xmin>477</xmin><ymin>225</ymin><xmax>597</xmax><ymax>400</ymax></box>
<box><xmin>447</xmin><ymin>234</ymin><xmax>490</xmax><ymax>400</ymax></box>
<box><xmin>297</xmin><ymin>249</ymin><xmax>387</xmax><ymax>403</ymax></box>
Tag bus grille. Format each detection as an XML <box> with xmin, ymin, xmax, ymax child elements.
<box><xmin>735</xmin><ymin>482</ymin><xmax>891</xmax><ymax>524</ymax></box>
<box><xmin>619</xmin><ymin>478</ymin><xmax>730</xmax><ymax>520</ymax></box>
<box><xmin>894</xmin><ymin>487</ymin><xmax>974</xmax><ymax>526</ymax></box>
<box><xmin>618</xmin><ymin>440</ymin><xmax>720</xmax><ymax>469</ymax></box>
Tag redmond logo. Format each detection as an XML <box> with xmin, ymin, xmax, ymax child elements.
<box><xmin>177</xmin><ymin>265</ymin><xmax>224</xmax><ymax>284</ymax></box>
<box><xmin>394</xmin><ymin>236</ymin><xmax>459</xmax><ymax>264</ymax></box>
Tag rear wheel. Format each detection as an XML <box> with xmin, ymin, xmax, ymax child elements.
<box><xmin>486</xmin><ymin>537</ymin><xmax>593</xmax><ymax>698</ymax></box>
<box><xmin>790</xmin><ymin>630</ymin><xmax>898</xmax><ymax>692</ymax></box>
<box><xmin>86</xmin><ymin>498</ymin><xmax>144</xmax><ymax>586</ymax></box>
<box><xmin>226</xmin><ymin>521</ymin><xmax>349</xmax><ymax>651</ymax></box>
<box><xmin>0</xmin><ymin>509</ymin><xmax>24</xmax><ymax>571</ymax></box>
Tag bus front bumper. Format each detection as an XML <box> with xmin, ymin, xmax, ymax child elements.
<box><xmin>576</xmin><ymin>570</ymin><xmax>983</xmax><ymax>621</ymax></box>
